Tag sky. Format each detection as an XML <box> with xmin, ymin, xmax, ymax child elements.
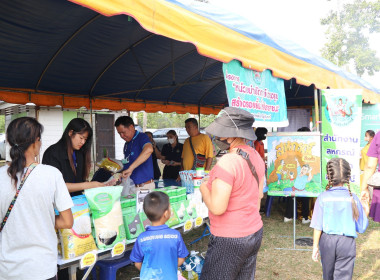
<box><xmin>208</xmin><ymin>0</ymin><xmax>380</xmax><ymax>89</ymax></box>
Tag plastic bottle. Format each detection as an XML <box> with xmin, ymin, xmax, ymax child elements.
<box><xmin>190</xmin><ymin>251</ymin><xmax>204</xmax><ymax>277</ymax></box>
<box><xmin>184</xmin><ymin>263</ymin><xmax>198</xmax><ymax>280</ymax></box>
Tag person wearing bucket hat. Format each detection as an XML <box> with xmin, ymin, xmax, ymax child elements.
<box><xmin>199</xmin><ymin>107</ymin><xmax>265</xmax><ymax>280</ymax></box>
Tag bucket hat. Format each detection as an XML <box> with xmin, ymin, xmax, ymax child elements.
<box><xmin>205</xmin><ymin>107</ymin><xmax>256</xmax><ymax>141</ymax></box>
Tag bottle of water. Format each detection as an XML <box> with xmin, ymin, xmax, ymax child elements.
<box><xmin>184</xmin><ymin>263</ymin><xmax>198</xmax><ymax>280</ymax></box>
<box><xmin>189</xmin><ymin>251</ymin><xmax>204</xmax><ymax>277</ymax></box>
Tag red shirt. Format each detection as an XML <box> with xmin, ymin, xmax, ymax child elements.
<box><xmin>206</xmin><ymin>145</ymin><xmax>265</xmax><ymax>238</ymax></box>
<box><xmin>254</xmin><ymin>140</ymin><xmax>265</xmax><ymax>160</ymax></box>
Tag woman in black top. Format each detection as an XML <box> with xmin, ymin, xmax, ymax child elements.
<box><xmin>42</xmin><ymin>118</ymin><xmax>104</xmax><ymax>197</ymax></box>
<box><xmin>161</xmin><ymin>130</ymin><xmax>183</xmax><ymax>179</ymax></box>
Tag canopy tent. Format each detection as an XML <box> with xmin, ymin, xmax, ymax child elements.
<box><xmin>0</xmin><ymin>0</ymin><xmax>379</xmax><ymax>115</ymax></box>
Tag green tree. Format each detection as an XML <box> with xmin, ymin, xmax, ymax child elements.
<box><xmin>136</xmin><ymin>112</ymin><xmax>216</xmax><ymax>129</ymax></box>
<box><xmin>321</xmin><ymin>0</ymin><xmax>380</xmax><ymax>76</ymax></box>
<box><xmin>0</xmin><ymin>116</ymin><xmax>5</xmax><ymax>133</ymax></box>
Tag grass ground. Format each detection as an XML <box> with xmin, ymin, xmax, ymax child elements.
<box><xmin>93</xmin><ymin>198</ymin><xmax>380</xmax><ymax>280</ymax></box>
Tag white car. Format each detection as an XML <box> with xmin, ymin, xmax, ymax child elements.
<box><xmin>0</xmin><ymin>133</ymin><xmax>5</xmax><ymax>160</ymax></box>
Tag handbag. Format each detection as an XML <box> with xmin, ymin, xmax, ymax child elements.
<box><xmin>367</xmin><ymin>171</ymin><xmax>380</xmax><ymax>188</ymax></box>
<box><xmin>0</xmin><ymin>162</ymin><xmax>38</xmax><ymax>232</ymax></box>
<box><xmin>189</xmin><ymin>137</ymin><xmax>206</xmax><ymax>170</ymax></box>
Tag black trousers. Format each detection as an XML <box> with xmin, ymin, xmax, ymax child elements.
<box><xmin>284</xmin><ymin>197</ymin><xmax>310</xmax><ymax>219</ymax></box>
<box><xmin>319</xmin><ymin>232</ymin><xmax>356</xmax><ymax>280</ymax></box>
<box><xmin>200</xmin><ymin>227</ymin><xmax>263</xmax><ymax>280</ymax></box>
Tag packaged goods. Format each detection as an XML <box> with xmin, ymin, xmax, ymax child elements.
<box><xmin>165</xmin><ymin>206</ymin><xmax>180</xmax><ymax>227</ymax></box>
<box><xmin>85</xmin><ymin>186</ymin><xmax>126</xmax><ymax>249</ymax></box>
<box><xmin>172</xmin><ymin>201</ymin><xmax>191</xmax><ymax>224</ymax></box>
<box><xmin>59</xmin><ymin>195</ymin><xmax>97</xmax><ymax>259</ymax></box>
<box><xmin>139</xmin><ymin>211</ymin><xmax>152</xmax><ymax>230</ymax></box>
<box><xmin>120</xmin><ymin>194</ymin><xmax>136</xmax><ymax>208</ymax></box>
<box><xmin>122</xmin><ymin>206</ymin><xmax>145</xmax><ymax>240</ymax></box>
<box><xmin>96</xmin><ymin>158</ymin><xmax>123</xmax><ymax>173</ymax></box>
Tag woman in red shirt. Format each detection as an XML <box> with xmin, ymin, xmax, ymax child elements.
<box><xmin>200</xmin><ymin>107</ymin><xmax>265</xmax><ymax>280</ymax></box>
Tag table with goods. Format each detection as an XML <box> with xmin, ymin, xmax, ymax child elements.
<box><xmin>57</xmin><ymin>169</ymin><xmax>209</xmax><ymax>280</ymax></box>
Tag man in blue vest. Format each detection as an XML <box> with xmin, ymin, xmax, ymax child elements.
<box><xmin>115</xmin><ymin>116</ymin><xmax>155</xmax><ymax>190</ymax></box>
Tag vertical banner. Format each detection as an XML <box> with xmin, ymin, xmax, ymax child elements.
<box><xmin>360</xmin><ymin>103</ymin><xmax>380</xmax><ymax>148</ymax></box>
<box><xmin>223</xmin><ymin>60</ymin><xmax>288</xmax><ymax>127</ymax></box>
<box><xmin>267</xmin><ymin>132</ymin><xmax>322</xmax><ymax>197</ymax></box>
<box><xmin>321</xmin><ymin>89</ymin><xmax>362</xmax><ymax>195</ymax></box>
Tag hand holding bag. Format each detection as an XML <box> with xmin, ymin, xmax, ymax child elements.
<box><xmin>367</xmin><ymin>171</ymin><xmax>380</xmax><ymax>188</ymax></box>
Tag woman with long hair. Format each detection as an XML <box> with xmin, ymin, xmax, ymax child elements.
<box><xmin>0</xmin><ymin>117</ymin><xmax>73</xmax><ymax>280</ymax></box>
<box><xmin>43</xmin><ymin>118</ymin><xmax>104</xmax><ymax>196</ymax></box>
<box><xmin>199</xmin><ymin>108</ymin><xmax>265</xmax><ymax>279</ymax></box>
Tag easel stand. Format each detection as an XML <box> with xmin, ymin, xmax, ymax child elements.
<box><xmin>275</xmin><ymin>197</ymin><xmax>312</xmax><ymax>251</ymax></box>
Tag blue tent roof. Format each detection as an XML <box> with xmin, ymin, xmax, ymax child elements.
<box><xmin>0</xmin><ymin>0</ymin><xmax>378</xmax><ymax>114</ymax></box>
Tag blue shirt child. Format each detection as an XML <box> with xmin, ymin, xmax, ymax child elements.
<box><xmin>310</xmin><ymin>186</ymin><xmax>368</xmax><ymax>238</ymax></box>
<box><xmin>123</xmin><ymin>131</ymin><xmax>154</xmax><ymax>185</ymax></box>
<box><xmin>130</xmin><ymin>224</ymin><xmax>189</xmax><ymax>280</ymax></box>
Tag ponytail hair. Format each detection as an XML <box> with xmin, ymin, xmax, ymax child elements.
<box><xmin>6</xmin><ymin>117</ymin><xmax>43</xmax><ymax>188</ymax></box>
<box><xmin>326</xmin><ymin>157</ymin><xmax>359</xmax><ymax>221</ymax></box>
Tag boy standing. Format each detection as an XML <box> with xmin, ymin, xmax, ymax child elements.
<box><xmin>130</xmin><ymin>192</ymin><xmax>189</xmax><ymax>280</ymax></box>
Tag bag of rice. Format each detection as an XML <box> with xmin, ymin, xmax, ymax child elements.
<box><xmin>59</xmin><ymin>195</ymin><xmax>97</xmax><ymax>259</ymax></box>
<box><xmin>85</xmin><ymin>186</ymin><xmax>126</xmax><ymax>249</ymax></box>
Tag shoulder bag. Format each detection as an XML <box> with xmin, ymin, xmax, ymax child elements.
<box><xmin>0</xmin><ymin>163</ymin><xmax>38</xmax><ymax>232</ymax></box>
<box><xmin>236</xmin><ymin>148</ymin><xmax>259</xmax><ymax>187</ymax></box>
<box><xmin>189</xmin><ymin>137</ymin><xmax>206</xmax><ymax>170</ymax></box>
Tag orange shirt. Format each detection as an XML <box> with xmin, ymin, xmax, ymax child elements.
<box><xmin>254</xmin><ymin>140</ymin><xmax>265</xmax><ymax>160</ymax></box>
<box><xmin>206</xmin><ymin>145</ymin><xmax>265</xmax><ymax>238</ymax></box>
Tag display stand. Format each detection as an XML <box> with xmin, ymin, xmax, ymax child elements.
<box><xmin>59</xmin><ymin>219</ymin><xmax>210</xmax><ymax>280</ymax></box>
<box><xmin>189</xmin><ymin>222</ymin><xmax>211</xmax><ymax>245</ymax></box>
<box><xmin>275</xmin><ymin>197</ymin><xmax>312</xmax><ymax>251</ymax></box>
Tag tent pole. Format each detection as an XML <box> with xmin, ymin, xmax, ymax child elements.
<box><xmin>198</xmin><ymin>105</ymin><xmax>201</xmax><ymax>129</ymax></box>
<box><xmin>314</xmin><ymin>88</ymin><xmax>320</xmax><ymax>132</ymax></box>
<box><xmin>90</xmin><ymin>98</ymin><xmax>96</xmax><ymax>173</ymax></box>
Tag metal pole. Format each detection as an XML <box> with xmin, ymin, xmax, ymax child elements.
<box><xmin>90</xmin><ymin>99</ymin><xmax>96</xmax><ymax>173</ymax></box>
<box><xmin>293</xmin><ymin>197</ymin><xmax>296</xmax><ymax>249</ymax></box>
<box><xmin>314</xmin><ymin>88</ymin><xmax>320</xmax><ymax>131</ymax></box>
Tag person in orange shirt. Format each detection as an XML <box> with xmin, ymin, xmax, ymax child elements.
<box><xmin>254</xmin><ymin>127</ymin><xmax>267</xmax><ymax>161</ymax></box>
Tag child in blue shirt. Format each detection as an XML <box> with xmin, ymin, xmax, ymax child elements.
<box><xmin>130</xmin><ymin>191</ymin><xmax>189</xmax><ymax>280</ymax></box>
<box><xmin>311</xmin><ymin>158</ymin><xmax>368</xmax><ymax>280</ymax></box>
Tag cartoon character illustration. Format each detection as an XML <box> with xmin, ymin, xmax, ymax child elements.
<box><xmin>292</xmin><ymin>158</ymin><xmax>313</xmax><ymax>191</ymax></box>
<box><xmin>289</xmin><ymin>171</ymin><xmax>295</xmax><ymax>182</ymax></box>
<box><xmin>276</xmin><ymin>159</ymin><xmax>285</xmax><ymax>185</ymax></box>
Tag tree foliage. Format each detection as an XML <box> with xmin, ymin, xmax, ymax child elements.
<box><xmin>321</xmin><ymin>0</ymin><xmax>380</xmax><ymax>76</ymax></box>
<box><xmin>136</xmin><ymin>112</ymin><xmax>216</xmax><ymax>129</ymax></box>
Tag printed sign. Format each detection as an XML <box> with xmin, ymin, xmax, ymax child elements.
<box><xmin>267</xmin><ymin>132</ymin><xmax>322</xmax><ymax>197</ymax></box>
<box><xmin>360</xmin><ymin>103</ymin><xmax>380</xmax><ymax>148</ymax></box>
<box><xmin>194</xmin><ymin>216</ymin><xmax>203</xmax><ymax>228</ymax></box>
<box><xmin>223</xmin><ymin>60</ymin><xmax>288</xmax><ymax>127</ymax></box>
<box><xmin>183</xmin><ymin>220</ymin><xmax>193</xmax><ymax>233</ymax></box>
<box><xmin>80</xmin><ymin>251</ymin><xmax>97</xmax><ymax>269</ymax></box>
<box><xmin>111</xmin><ymin>241</ymin><xmax>125</xmax><ymax>257</ymax></box>
<box><xmin>321</xmin><ymin>89</ymin><xmax>362</xmax><ymax>195</ymax></box>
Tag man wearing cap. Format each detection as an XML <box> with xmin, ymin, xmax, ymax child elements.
<box><xmin>199</xmin><ymin>107</ymin><xmax>265</xmax><ymax>280</ymax></box>
<box><xmin>115</xmin><ymin>116</ymin><xmax>155</xmax><ymax>190</ymax></box>
<box><xmin>181</xmin><ymin>118</ymin><xmax>213</xmax><ymax>171</ymax></box>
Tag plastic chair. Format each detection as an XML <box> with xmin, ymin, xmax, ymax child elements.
<box><xmin>91</xmin><ymin>250</ymin><xmax>132</xmax><ymax>280</ymax></box>
<box><xmin>264</xmin><ymin>195</ymin><xmax>285</xmax><ymax>217</ymax></box>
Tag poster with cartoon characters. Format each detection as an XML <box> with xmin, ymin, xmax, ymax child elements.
<box><xmin>321</xmin><ymin>89</ymin><xmax>362</xmax><ymax>195</ymax></box>
<box><xmin>267</xmin><ymin>132</ymin><xmax>322</xmax><ymax>197</ymax></box>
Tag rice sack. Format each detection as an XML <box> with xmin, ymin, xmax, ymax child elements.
<box><xmin>59</xmin><ymin>195</ymin><xmax>97</xmax><ymax>259</ymax></box>
<box><xmin>85</xmin><ymin>186</ymin><xmax>126</xmax><ymax>249</ymax></box>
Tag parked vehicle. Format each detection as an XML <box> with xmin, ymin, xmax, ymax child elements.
<box><xmin>0</xmin><ymin>133</ymin><xmax>5</xmax><ymax>160</ymax></box>
<box><xmin>152</xmin><ymin>128</ymin><xmax>189</xmax><ymax>150</ymax></box>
